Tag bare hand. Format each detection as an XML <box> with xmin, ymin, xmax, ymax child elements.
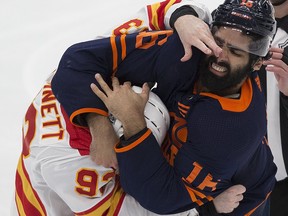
<box><xmin>90</xmin><ymin>74</ymin><xmax>149</xmax><ymax>139</ymax></box>
<box><xmin>90</xmin><ymin>136</ymin><xmax>118</xmax><ymax>169</ymax></box>
<box><xmin>174</xmin><ymin>15</ymin><xmax>222</xmax><ymax>62</ymax></box>
<box><xmin>87</xmin><ymin>113</ymin><xmax>119</xmax><ymax>169</ymax></box>
<box><xmin>213</xmin><ymin>184</ymin><xmax>246</xmax><ymax>213</ymax></box>
<box><xmin>264</xmin><ymin>47</ymin><xmax>288</xmax><ymax>96</ymax></box>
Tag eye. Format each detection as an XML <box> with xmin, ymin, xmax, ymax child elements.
<box><xmin>229</xmin><ymin>47</ymin><xmax>244</xmax><ymax>57</ymax></box>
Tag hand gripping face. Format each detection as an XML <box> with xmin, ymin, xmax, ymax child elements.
<box><xmin>109</xmin><ymin>86</ymin><xmax>170</xmax><ymax>146</ymax></box>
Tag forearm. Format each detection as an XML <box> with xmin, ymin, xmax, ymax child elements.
<box><xmin>169</xmin><ymin>5</ymin><xmax>199</xmax><ymax>30</ymax></box>
<box><xmin>115</xmin><ymin>129</ymin><xmax>197</xmax><ymax>214</ymax></box>
<box><xmin>51</xmin><ymin>39</ymin><xmax>115</xmax><ymax>126</ymax></box>
<box><xmin>87</xmin><ymin>113</ymin><xmax>119</xmax><ymax>168</ymax></box>
<box><xmin>94</xmin><ymin>109</ymin><xmax>146</xmax><ymax>141</ymax></box>
<box><xmin>121</xmin><ymin>116</ymin><xmax>146</xmax><ymax>140</ymax></box>
<box><xmin>86</xmin><ymin>113</ymin><xmax>116</xmax><ymax>141</ymax></box>
<box><xmin>52</xmin><ymin>31</ymin><xmax>176</xmax><ymax>126</ymax></box>
<box><xmin>167</xmin><ymin>0</ymin><xmax>212</xmax><ymax>29</ymax></box>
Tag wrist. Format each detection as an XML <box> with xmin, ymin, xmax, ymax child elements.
<box><xmin>86</xmin><ymin>113</ymin><xmax>115</xmax><ymax>138</ymax></box>
<box><xmin>170</xmin><ymin>5</ymin><xmax>198</xmax><ymax>30</ymax></box>
<box><xmin>122</xmin><ymin>117</ymin><xmax>146</xmax><ymax>140</ymax></box>
<box><xmin>87</xmin><ymin>113</ymin><xmax>109</xmax><ymax>128</ymax></box>
<box><xmin>174</xmin><ymin>14</ymin><xmax>197</xmax><ymax>32</ymax></box>
<box><xmin>119</xmin><ymin>127</ymin><xmax>148</xmax><ymax>147</ymax></box>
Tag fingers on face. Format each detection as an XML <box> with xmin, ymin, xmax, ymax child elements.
<box><xmin>199</xmin><ymin>35</ymin><xmax>222</xmax><ymax>57</ymax></box>
<box><xmin>202</xmin><ymin>29</ymin><xmax>222</xmax><ymax>57</ymax></box>
<box><xmin>196</xmin><ymin>39</ymin><xmax>212</xmax><ymax>55</ymax></box>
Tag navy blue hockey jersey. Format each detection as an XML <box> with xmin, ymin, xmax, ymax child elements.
<box><xmin>51</xmin><ymin>30</ymin><xmax>276</xmax><ymax>215</ymax></box>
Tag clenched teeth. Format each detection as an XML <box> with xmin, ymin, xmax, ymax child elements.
<box><xmin>212</xmin><ymin>63</ymin><xmax>226</xmax><ymax>73</ymax></box>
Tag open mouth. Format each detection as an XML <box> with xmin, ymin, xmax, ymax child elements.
<box><xmin>209</xmin><ymin>62</ymin><xmax>227</xmax><ymax>77</ymax></box>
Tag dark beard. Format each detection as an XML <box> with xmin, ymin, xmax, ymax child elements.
<box><xmin>198</xmin><ymin>55</ymin><xmax>252</xmax><ymax>95</ymax></box>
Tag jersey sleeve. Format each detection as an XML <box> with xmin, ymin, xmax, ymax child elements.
<box><xmin>114</xmin><ymin>128</ymin><xmax>274</xmax><ymax>215</ymax></box>
<box><xmin>114</xmin><ymin>84</ymin><xmax>277</xmax><ymax>215</ymax></box>
<box><xmin>52</xmin><ymin>0</ymin><xmax>211</xmax><ymax>127</ymax></box>
<box><xmin>51</xmin><ymin>31</ymin><xmax>179</xmax><ymax>126</ymax></box>
<box><xmin>115</xmin><ymin>129</ymin><xmax>200</xmax><ymax>214</ymax></box>
<box><xmin>114</xmin><ymin>119</ymin><xmax>232</xmax><ymax>214</ymax></box>
<box><xmin>98</xmin><ymin>0</ymin><xmax>212</xmax><ymax>38</ymax></box>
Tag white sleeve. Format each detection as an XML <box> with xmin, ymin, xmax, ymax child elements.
<box><xmin>97</xmin><ymin>0</ymin><xmax>212</xmax><ymax>38</ymax></box>
<box><xmin>163</xmin><ymin>0</ymin><xmax>212</xmax><ymax>29</ymax></box>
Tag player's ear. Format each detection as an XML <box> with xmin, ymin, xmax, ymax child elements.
<box><xmin>252</xmin><ymin>58</ymin><xmax>263</xmax><ymax>71</ymax></box>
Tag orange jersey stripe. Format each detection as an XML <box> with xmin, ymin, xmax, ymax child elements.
<box><xmin>115</xmin><ymin>129</ymin><xmax>152</xmax><ymax>153</ymax></box>
<box><xmin>110</xmin><ymin>36</ymin><xmax>118</xmax><ymax>75</ymax></box>
<box><xmin>200</xmin><ymin>78</ymin><xmax>252</xmax><ymax>112</ymax></box>
<box><xmin>70</xmin><ymin>108</ymin><xmax>109</xmax><ymax>127</ymax></box>
<box><xmin>178</xmin><ymin>107</ymin><xmax>188</xmax><ymax>117</ymax></box>
<box><xmin>182</xmin><ymin>181</ymin><xmax>207</xmax><ymax>204</ymax></box>
<box><xmin>244</xmin><ymin>192</ymin><xmax>272</xmax><ymax>216</ymax></box>
<box><xmin>178</xmin><ymin>102</ymin><xmax>190</xmax><ymax>110</ymax></box>
<box><xmin>120</xmin><ymin>34</ymin><xmax>127</xmax><ymax>60</ymax></box>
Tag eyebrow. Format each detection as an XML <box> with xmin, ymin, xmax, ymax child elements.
<box><xmin>214</xmin><ymin>35</ymin><xmax>246</xmax><ymax>53</ymax></box>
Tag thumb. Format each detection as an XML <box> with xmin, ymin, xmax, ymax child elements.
<box><xmin>141</xmin><ymin>83</ymin><xmax>150</xmax><ymax>101</ymax></box>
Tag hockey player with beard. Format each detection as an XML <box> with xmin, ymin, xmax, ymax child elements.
<box><xmin>51</xmin><ymin>0</ymin><xmax>277</xmax><ymax>215</ymax></box>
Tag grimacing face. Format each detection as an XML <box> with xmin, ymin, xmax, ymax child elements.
<box><xmin>199</xmin><ymin>26</ymin><xmax>255</xmax><ymax>95</ymax></box>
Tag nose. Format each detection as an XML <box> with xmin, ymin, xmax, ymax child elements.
<box><xmin>217</xmin><ymin>47</ymin><xmax>228</xmax><ymax>62</ymax></box>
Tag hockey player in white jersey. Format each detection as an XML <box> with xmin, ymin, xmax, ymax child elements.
<box><xmin>13</xmin><ymin>1</ymin><xmax>245</xmax><ymax>215</ymax></box>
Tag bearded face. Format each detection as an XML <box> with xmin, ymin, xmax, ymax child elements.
<box><xmin>199</xmin><ymin>55</ymin><xmax>252</xmax><ymax>95</ymax></box>
<box><xmin>197</xmin><ymin>26</ymin><xmax>261</xmax><ymax>95</ymax></box>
